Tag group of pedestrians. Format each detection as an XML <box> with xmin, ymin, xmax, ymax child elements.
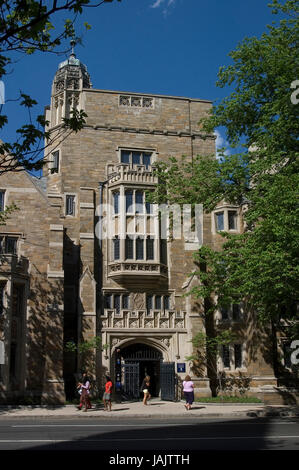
<box><xmin>76</xmin><ymin>372</ymin><xmax>194</xmax><ymax>412</ymax></box>
<box><xmin>76</xmin><ymin>372</ymin><xmax>112</xmax><ymax>412</ymax></box>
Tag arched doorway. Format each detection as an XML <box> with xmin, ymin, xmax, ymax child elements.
<box><xmin>121</xmin><ymin>343</ymin><xmax>163</xmax><ymax>398</ymax></box>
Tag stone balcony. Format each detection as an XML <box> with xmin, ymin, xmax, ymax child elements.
<box><xmin>101</xmin><ymin>309</ymin><xmax>186</xmax><ymax>331</ymax></box>
<box><xmin>107</xmin><ymin>261</ymin><xmax>168</xmax><ymax>285</ymax></box>
<box><xmin>0</xmin><ymin>254</ymin><xmax>29</xmax><ymax>277</ymax></box>
<box><xmin>107</xmin><ymin>163</ymin><xmax>158</xmax><ymax>187</ymax></box>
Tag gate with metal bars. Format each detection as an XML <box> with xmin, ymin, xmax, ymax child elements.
<box><xmin>121</xmin><ymin>363</ymin><xmax>140</xmax><ymax>400</ymax></box>
<box><xmin>160</xmin><ymin>362</ymin><xmax>176</xmax><ymax>401</ymax></box>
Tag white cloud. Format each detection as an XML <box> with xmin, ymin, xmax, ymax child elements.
<box><xmin>215</xmin><ymin>129</ymin><xmax>230</xmax><ymax>160</ymax></box>
<box><xmin>150</xmin><ymin>0</ymin><xmax>176</xmax><ymax>14</ymax></box>
<box><xmin>150</xmin><ymin>0</ymin><xmax>165</xmax><ymax>8</ymax></box>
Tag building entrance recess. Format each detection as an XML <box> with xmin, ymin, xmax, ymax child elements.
<box><xmin>117</xmin><ymin>343</ymin><xmax>175</xmax><ymax>401</ymax></box>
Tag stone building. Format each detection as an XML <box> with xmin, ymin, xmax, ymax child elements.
<box><xmin>0</xmin><ymin>51</ymin><xmax>291</xmax><ymax>404</ymax></box>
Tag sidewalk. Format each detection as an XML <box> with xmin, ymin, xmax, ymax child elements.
<box><xmin>1</xmin><ymin>399</ymin><xmax>298</xmax><ymax>419</ymax></box>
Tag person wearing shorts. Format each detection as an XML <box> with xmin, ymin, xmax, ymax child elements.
<box><xmin>103</xmin><ymin>376</ymin><xmax>113</xmax><ymax>411</ymax></box>
<box><xmin>140</xmin><ymin>375</ymin><xmax>151</xmax><ymax>406</ymax></box>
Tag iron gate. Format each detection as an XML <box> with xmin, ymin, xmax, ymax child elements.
<box><xmin>121</xmin><ymin>363</ymin><xmax>140</xmax><ymax>399</ymax></box>
<box><xmin>160</xmin><ymin>362</ymin><xmax>175</xmax><ymax>401</ymax></box>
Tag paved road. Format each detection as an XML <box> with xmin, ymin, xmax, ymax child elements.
<box><xmin>0</xmin><ymin>416</ymin><xmax>298</xmax><ymax>452</ymax></box>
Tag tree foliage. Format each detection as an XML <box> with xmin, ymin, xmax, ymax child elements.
<box><xmin>149</xmin><ymin>1</ymin><xmax>299</xmax><ymax>337</ymax></box>
<box><xmin>0</xmin><ymin>0</ymin><xmax>121</xmax><ymax>174</ymax></box>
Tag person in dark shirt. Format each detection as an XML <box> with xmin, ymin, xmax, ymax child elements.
<box><xmin>140</xmin><ymin>375</ymin><xmax>151</xmax><ymax>405</ymax></box>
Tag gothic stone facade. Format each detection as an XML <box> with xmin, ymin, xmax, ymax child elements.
<box><xmin>0</xmin><ymin>55</ymin><xmax>283</xmax><ymax>404</ymax></box>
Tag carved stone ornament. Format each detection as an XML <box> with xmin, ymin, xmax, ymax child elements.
<box><xmin>119</xmin><ymin>95</ymin><xmax>130</xmax><ymax>106</ymax></box>
<box><xmin>55</xmin><ymin>80</ymin><xmax>64</xmax><ymax>92</ymax></box>
<box><xmin>111</xmin><ymin>338</ymin><xmax>120</xmax><ymax>347</ymax></box>
<box><xmin>142</xmin><ymin>97</ymin><xmax>154</xmax><ymax>108</ymax></box>
<box><xmin>133</xmin><ymin>293</ymin><xmax>145</xmax><ymax>310</ymax></box>
<box><xmin>131</xmin><ymin>96</ymin><xmax>142</xmax><ymax>107</ymax></box>
<box><xmin>160</xmin><ymin>338</ymin><xmax>170</xmax><ymax>347</ymax></box>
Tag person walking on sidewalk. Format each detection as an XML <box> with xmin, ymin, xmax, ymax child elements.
<box><xmin>140</xmin><ymin>375</ymin><xmax>151</xmax><ymax>406</ymax></box>
<box><xmin>103</xmin><ymin>376</ymin><xmax>113</xmax><ymax>411</ymax></box>
<box><xmin>183</xmin><ymin>375</ymin><xmax>194</xmax><ymax>410</ymax></box>
<box><xmin>77</xmin><ymin>372</ymin><xmax>92</xmax><ymax>412</ymax></box>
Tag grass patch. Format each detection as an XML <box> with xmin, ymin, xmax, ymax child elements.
<box><xmin>195</xmin><ymin>396</ymin><xmax>262</xmax><ymax>403</ymax></box>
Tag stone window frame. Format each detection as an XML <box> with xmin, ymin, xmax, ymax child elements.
<box><xmin>146</xmin><ymin>293</ymin><xmax>172</xmax><ymax>316</ymax></box>
<box><xmin>216</xmin><ymin>302</ymin><xmax>244</xmax><ymax>324</ymax></box>
<box><xmin>64</xmin><ymin>193</ymin><xmax>77</xmax><ymax>217</ymax></box>
<box><xmin>0</xmin><ymin>190</ymin><xmax>6</xmax><ymax>212</ymax></box>
<box><xmin>218</xmin><ymin>342</ymin><xmax>247</xmax><ymax>371</ymax></box>
<box><xmin>117</xmin><ymin>147</ymin><xmax>157</xmax><ymax>170</ymax></box>
<box><xmin>0</xmin><ymin>233</ymin><xmax>21</xmax><ymax>255</ymax></box>
<box><xmin>103</xmin><ymin>292</ymin><xmax>131</xmax><ymax>314</ymax></box>
<box><xmin>212</xmin><ymin>205</ymin><xmax>240</xmax><ymax>234</ymax></box>
<box><xmin>49</xmin><ymin>149</ymin><xmax>60</xmax><ymax>175</ymax></box>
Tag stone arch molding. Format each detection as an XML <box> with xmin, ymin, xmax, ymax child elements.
<box><xmin>110</xmin><ymin>336</ymin><xmax>171</xmax><ymax>362</ymax></box>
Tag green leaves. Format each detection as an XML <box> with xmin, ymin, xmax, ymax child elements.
<box><xmin>150</xmin><ymin>1</ymin><xmax>299</xmax><ymax>337</ymax></box>
<box><xmin>0</xmin><ymin>0</ymin><xmax>121</xmax><ymax>175</ymax></box>
<box><xmin>65</xmin><ymin>336</ymin><xmax>105</xmax><ymax>355</ymax></box>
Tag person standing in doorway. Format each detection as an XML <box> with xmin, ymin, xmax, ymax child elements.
<box><xmin>183</xmin><ymin>375</ymin><xmax>194</xmax><ymax>410</ymax></box>
<box><xmin>103</xmin><ymin>376</ymin><xmax>113</xmax><ymax>411</ymax></box>
<box><xmin>140</xmin><ymin>375</ymin><xmax>151</xmax><ymax>405</ymax></box>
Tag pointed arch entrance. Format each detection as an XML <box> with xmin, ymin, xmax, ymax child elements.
<box><xmin>121</xmin><ymin>343</ymin><xmax>162</xmax><ymax>398</ymax></box>
<box><xmin>112</xmin><ymin>341</ymin><xmax>175</xmax><ymax>401</ymax></box>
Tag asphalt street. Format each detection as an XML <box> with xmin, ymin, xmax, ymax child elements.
<box><xmin>0</xmin><ymin>416</ymin><xmax>298</xmax><ymax>452</ymax></box>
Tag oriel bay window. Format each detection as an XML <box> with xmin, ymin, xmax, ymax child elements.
<box><xmin>136</xmin><ymin>237</ymin><xmax>144</xmax><ymax>260</ymax></box>
<box><xmin>113</xmin><ymin>236</ymin><xmax>120</xmax><ymax>260</ymax></box>
<box><xmin>110</xmin><ymin>186</ymin><xmax>158</xmax><ymax>264</ymax></box>
<box><xmin>146</xmin><ymin>236</ymin><xmax>154</xmax><ymax>260</ymax></box>
<box><xmin>125</xmin><ymin>189</ymin><xmax>153</xmax><ymax>215</ymax></box>
<box><xmin>113</xmin><ymin>191</ymin><xmax>119</xmax><ymax>214</ymax></box>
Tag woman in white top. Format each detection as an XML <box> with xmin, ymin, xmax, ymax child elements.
<box><xmin>182</xmin><ymin>375</ymin><xmax>194</xmax><ymax>410</ymax></box>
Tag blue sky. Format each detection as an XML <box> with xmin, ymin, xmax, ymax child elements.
<box><xmin>1</xmin><ymin>0</ymin><xmax>281</xmax><ymax>158</ymax></box>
